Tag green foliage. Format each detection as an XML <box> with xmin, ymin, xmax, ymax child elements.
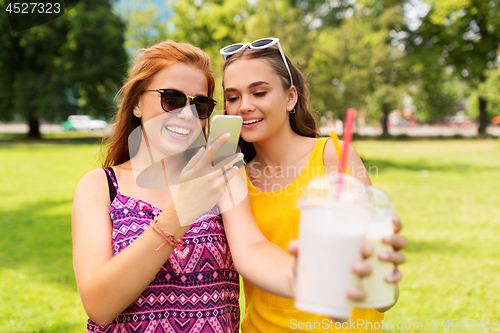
<box><xmin>61</xmin><ymin>0</ymin><xmax>128</xmax><ymax>117</ymax></box>
<box><xmin>408</xmin><ymin>0</ymin><xmax>500</xmax><ymax>133</ymax></box>
<box><xmin>122</xmin><ymin>0</ymin><xmax>168</xmax><ymax>51</ymax></box>
<box><xmin>0</xmin><ymin>0</ymin><xmax>127</xmax><ymax>128</ymax></box>
<box><xmin>468</xmin><ymin>67</ymin><xmax>500</xmax><ymax>120</ymax></box>
<box><xmin>166</xmin><ymin>0</ymin><xmax>253</xmax><ymax>55</ymax></box>
<box><xmin>162</xmin><ymin>0</ymin><xmax>413</xmax><ymax>132</ymax></box>
<box><xmin>411</xmin><ymin>75</ymin><xmax>465</xmax><ymax>123</ymax></box>
<box><xmin>421</xmin><ymin>0</ymin><xmax>500</xmax><ymax>84</ymax></box>
<box><xmin>309</xmin><ymin>3</ymin><xmax>409</xmax><ymax>130</ymax></box>
<box><xmin>139</xmin><ymin>0</ymin><xmax>498</xmax><ymax>131</ymax></box>
<box><xmin>163</xmin><ymin>0</ymin><xmax>312</xmax><ymax>107</ymax></box>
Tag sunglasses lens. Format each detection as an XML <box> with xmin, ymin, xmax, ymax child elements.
<box><xmin>161</xmin><ymin>89</ymin><xmax>186</xmax><ymax>111</ymax></box>
<box><xmin>159</xmin><ymin>89</ymin><xmax>214</xmax><ymax>119</ymax></box>
<box><xmin>251</xmin><ymin>38</ymin><xmax>274</xmax><ymax>47</ymax></box>
<box><xmin>193</xmin><ymin>96</ymin><xmax>214</xmax><ymax>119</ymax></box>
<box><xmin>223</xmin><ymin>44</ymin><xmax>245</xmax><ymax>53</ymax></box>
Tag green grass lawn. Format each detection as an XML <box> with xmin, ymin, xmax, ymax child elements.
<box><xmin>0</xmin><ymin>138</ymin><xmax>102</xmax><ymax>332</ymax></box>
<box><xmin>0</xmin><ymin>138</ymin><xmax>499</xmax><ymax>332</ymax></box>
<box><xmin>353</xmin><ymin>139</ymin><xmax>500</xmax><ymax>332</ymax></box>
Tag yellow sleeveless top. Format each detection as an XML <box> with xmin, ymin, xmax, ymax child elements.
<box><xmin>242</xmin><ymin>138</ymin><xmax>384</xmax><ymax>333</ymax></box>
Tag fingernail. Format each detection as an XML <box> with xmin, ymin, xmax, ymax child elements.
<box><xmin>353</xmin><ymin>262</ymin><xmax>363</xmax><ymax>271</ymax></box>
<box><xmin>383</xmin><ymin>235</ymin><xmax>392</xmax><ymax>243</ymax></box>
<box><xmin>380</xmin><ymin>252</ymin><xmax>390</xmax><ymax>260</ymax></box>
<box><xmin>198</xmin><ymin>147</ymin><xmax>205</xmax><ymax>154</ymax></box>
<box><xmin>238</xmin><ymin>153</ymin><xmax>244</xmax><ymax>158</ymax></box>
<box><xmin>386</xmin><ymin>275</ymin><xmax>395</xmax><ymax>283</ymax></box>
<box><xmin>223</xmin><ymin>132</ymin><xmax>231</xmax><ymax>138</ymax></box>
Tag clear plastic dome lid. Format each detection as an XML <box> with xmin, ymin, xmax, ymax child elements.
<box><xmin>297</xmin><ymin>173</ymin><xmax>370</xmax><ymax>207</ymax></box>
<box><xmin>366</xmin><ymin>186</ymin><xmax>397</xmax><ymax>222</ymax></box>
<box><xmin>366</xmin><ymin>186</ymin><xmax>394</xmax><ymax>209</ymax></box>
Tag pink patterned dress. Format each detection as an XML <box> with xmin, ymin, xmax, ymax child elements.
<box><xmin>86</xmin><ymin>168</ymin><xmax>240</xmax><ymax>333</ymax></box>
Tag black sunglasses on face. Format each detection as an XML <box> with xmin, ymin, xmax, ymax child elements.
<box><xmin>145</xmin><ymin>89</ymin><xmax>217</xmax><ymax>119</ymax></box>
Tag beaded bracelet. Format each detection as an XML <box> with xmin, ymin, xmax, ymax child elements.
<box><xmin>150</xmin><ymin>216</ymin><xmax>185</xmax><ymax>251</ymax></box>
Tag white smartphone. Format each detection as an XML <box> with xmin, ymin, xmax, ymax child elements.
<box><xmin>207</xmin><ymin>115</ymin><xmax>243</xmax><ymax>165</ymax></box>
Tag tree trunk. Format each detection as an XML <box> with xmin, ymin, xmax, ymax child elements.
<box><xmin>477</xmin><ymin>96</ymin><xmax>487</xmax><ymax>136</ymax></box>
<box><xmin>27</xmin><ymin>115</ymin><xmax>41</xmax><ymax>139</ymax></box>
<box><xmin>381</xmin><ymin>103</ymin><xmax>390</xmax><ymax>135</ymax></box>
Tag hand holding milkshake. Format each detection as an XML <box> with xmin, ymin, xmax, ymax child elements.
<box><xmin>353</xmin><ymin>186</ymin><xmax>397</xmax><ymax>309</ymax></box>
<box><xmin>295</xmin><ymin>173</ymin><xmax>371</xmax><ymax>321</ymax></box>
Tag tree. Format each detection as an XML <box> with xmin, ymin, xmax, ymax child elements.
<box><xmin>162</xmin><ymin>0</ymin><xmax>423</xmax><ymax>134</ymax></box>
<box><xmin>308</xmin><ymin>1</ymin><xmax>411</xmax><ymax>134</ymax></box>
<box><xmin>0</xmin><ymin>0</ymin><xmax>127</xmax><ymax>138</ymax></box>
<box><xmin>166</xmin><ymin>0</ymin><xmax>253</xmax><ymax>55</ymax></box>
<box><xmin>120</xmin><ymin>0</ymin><xmax>167</xmax><ymax>51</ymax></box>
<box><xmin>468</xmin><ymin>66</ymin><xmax>500</xmax><ymax>120</ymax></box>
<box><xmin>161</xmin><ymin>0</ymin><xmax>259</xmax><ymax>105</ymax></box>
<box><xmin>409</xmin><ymin>0</ymin><xmax>500</xmax><ymax>135</ymax></box>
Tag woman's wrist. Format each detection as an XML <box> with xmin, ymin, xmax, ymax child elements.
<box><xmin>156</xmin><ymin>202</ymin><xmax>188</xmax><ymax>237</ymax></box>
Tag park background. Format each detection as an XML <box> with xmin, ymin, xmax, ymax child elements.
<box><xmin>1</xmin><ymin>0</ymin><xmax>500</xmax><ymax>332</ymax></box>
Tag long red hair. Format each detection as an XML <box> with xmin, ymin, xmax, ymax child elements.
<box><xmin>102</xmin><ymin>41</ymin><xmax>215</xmax><ymax>167</ymax></box>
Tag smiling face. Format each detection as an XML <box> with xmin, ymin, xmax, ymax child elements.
<box><xmin>223</xmin><ymin>58</ymin><xmax>297</xmax><ymax>144</ymax></box>
<box><xmin>136</xmin><ymin>63</ymin><xmax>209</xmax><ymax>158</ymax></box>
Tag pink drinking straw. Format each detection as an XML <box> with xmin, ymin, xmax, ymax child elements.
<box><xmin>335</xmin><ymin>108</ymin><xmax>357</xmax><ymax>199</ymax></box>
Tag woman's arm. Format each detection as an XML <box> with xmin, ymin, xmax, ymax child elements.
<box><xmin>222</xmin><ymin>198</ymin><xmax>296</xmax><ymax>298</ymax></box>
<box><xmin>72</xmin><ymin>168</ymin><xmax>187</xmax><ymax>326</ymax></box>
<box><xmin>219</xmin><ymin>169</ymin><xmax>295</xmax><ymax>298</ymax></box>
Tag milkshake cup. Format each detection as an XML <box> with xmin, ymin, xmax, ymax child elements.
<box><xmin>295</xmin><ymin>173</ymin><xmax>370</xmax><ymax>320</ymax></box>
<box><xmin>352</xmin><ymin>186</ymin><xmax>396</xmax><ymax>309</ymax></box>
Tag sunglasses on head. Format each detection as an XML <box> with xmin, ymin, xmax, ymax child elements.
<box><xmin>219</xmin><ymin>37</ymin><xmax>294</xmax><ymax>86</ymax></box>
<box><xmin>145</xmin><ymin>88</ymin><xmax>217</xmax><ymax>119</ymax></box>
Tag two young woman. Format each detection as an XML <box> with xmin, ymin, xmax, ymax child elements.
<box><xmin>72</xmin><ymin>39</ymin><xmax>406</xmax><ymax>333</ymax></box>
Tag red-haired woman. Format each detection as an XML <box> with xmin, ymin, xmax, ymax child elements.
<box><xmin>72</xmin><ymin>40</ymin><xmax>295</xmax><ymax>333</ymax></box>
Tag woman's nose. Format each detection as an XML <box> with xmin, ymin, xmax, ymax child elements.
<box><xmin>239</xmin><ymin>95</ymin><xmax>255</xmax><ymax>113</ymax></box>
<box><xmin>178</xmin><ymin>99</ymin><xmax>195</xmax><ymax>119</ymax></box>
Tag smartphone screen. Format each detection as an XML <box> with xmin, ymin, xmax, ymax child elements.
<box><xmin>207</xmin><ymin>115</ymin><xmax>242</xmax><ymax>165</ymax></box>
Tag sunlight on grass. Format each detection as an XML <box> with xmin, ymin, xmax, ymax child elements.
<box><xmin>354</xmin><ymin>140</ymin><xmax>500</xmax><ymax>331</ymax></box>
<box><xmin>0</xmin><ymin>139</ymin><xmax>101</xmax><ymax>333</ymax></box>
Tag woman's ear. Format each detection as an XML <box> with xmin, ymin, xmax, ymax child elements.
<box><xmin>286</xmin><ymin>85</ymin><xmax>298</xmax><ymax>111</ymax></box>
<box><xmin>133</xmin><ymin>102</ymin><xmax>142</xmax><ymax>118</ymax></box>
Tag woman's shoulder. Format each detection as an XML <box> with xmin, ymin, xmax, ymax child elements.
<box><xmin>321</xmin><ymin>138</ymin><xmax>371</xmax><ymax>186</ymax></box>
<box><xmin>322</xmin><ymin>137</ymin><xmax>360</xmax><ymax>166</ymax></box>
<box><xmin>78</xmin><ymin>162</ymin><xmax>129</xmax><ymax>188</ymax></box>
<box><xmin>74</xmin><ymin>167</ymin><xmax>111</xmax><ymax>204</ymax></box>
<box><xmin>78</xmin><ymin>167</ymin><xmax>108</xmax><ymax>187</ymax></box>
